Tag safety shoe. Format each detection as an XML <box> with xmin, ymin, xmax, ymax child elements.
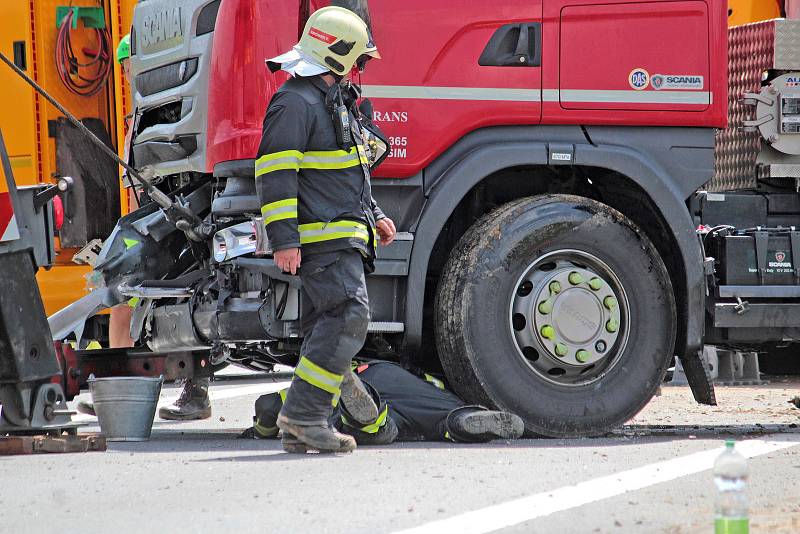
<box><xmin>347</xmin><ymin>415</ymin><xmax>399</xmax><ymax>446</ymax></box>
<box><xmin>238</xmin><ymin>417</ymin><xmax>280</xmax><ymax>439</ymax></box>
<box><xmin>340</xmin><ymin>371</ymin><xmax>379</xmax><ymax>425</ymax></box>
<box><xmin>76</xmin><ymin>400</ymin><xmax>96</xmax><ymax>417</ymax></box>
<box><xmin>448</xmin><ymin>409</ymin><xmax>525</xmax><ymax>442</ymax></box>
<box><xmin>277</xmin><ymin>415</ymin><xmax>357</xmax><ymax>453</ymax></box>
<box><xmin>158</xmin><ymin>378</ymin><xmax>211</xmax><ymax>421</ymax></box>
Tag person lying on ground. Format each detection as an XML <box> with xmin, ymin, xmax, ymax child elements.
<box><xmin>240</xmin><ymin>361</ymin><xmax>524</xmax><ymax>446</ymax></box>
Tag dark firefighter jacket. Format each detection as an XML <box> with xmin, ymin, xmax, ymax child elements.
<box><xmin>255</xmin><ymin>75</ymin><xmax>385</xmax><ymax>259</ymax></box>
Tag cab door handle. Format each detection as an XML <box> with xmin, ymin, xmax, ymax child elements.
<box><xmin>479</xmin><ymin>23</ymin><xmax>542</xmax><ymax>67</ymax></box>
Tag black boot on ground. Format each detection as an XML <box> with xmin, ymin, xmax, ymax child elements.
<box><xmin>277</xmin><ymin>415</ymin><xmax>357</xmax><ymax>453</ymax></box>
<box><xmin>345</xmin><ymin>414</ymin><xmax>399</xmax><ymax>446</ymax></box>
<box><xmin>239</xmin><ymin>392</ymin><xmax>283</xmax><ymax>439</ymax></box>
<box><xmin>446</xmin><ymin>407</ymin><xmax>525</xmax><ymax>442</ymax></box>
<box><xmin>158</xmin><ymin>378</ymin><xmax>211</xmax><ymax>421</ymax></box>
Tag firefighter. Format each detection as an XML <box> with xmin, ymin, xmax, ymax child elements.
<box><xmin>241</xmin><ymin>362</ymin><xmax>526</xmax><ymax>444</ymax></box>
<box><xmin>257</xmin><ymin>6</ymin><xmax>395</xmax><ymax>453</ymax></box>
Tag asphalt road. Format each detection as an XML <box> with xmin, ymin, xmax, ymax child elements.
<box><xmin>2</xmin><ymin>373</ymin><xmax>799</xmax><ymax>534</ymax></box>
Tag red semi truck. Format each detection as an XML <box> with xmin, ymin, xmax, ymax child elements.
<box><xmin>54</xmin><ymin>0</ymin><xmax>799</xmax><ymax>437</ymax></box>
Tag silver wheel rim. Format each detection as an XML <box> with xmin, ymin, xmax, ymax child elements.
<box><xmin>508</xmin><ymin>249</ymin><xmax>630</xmax><ymax>387</ymax></box>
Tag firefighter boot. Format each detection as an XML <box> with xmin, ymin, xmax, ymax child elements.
<box><xmin>345</xmin><ymin>413</ymin><xmax>399</xmax><ymax>446</ymax></box>
<box><xmin>158</xmin><ymin>378</ymin><xmax>212</xmax><ymax>420</ymax></box>
<box><xmin>340</xmin><ymin>371</ymin><xmax>379</xmax><ymax>424</ymax></box>
<box><xmin>239</xmin><ymin>392</ymin><xmax>282</xmax><ymax>439</ymax></box>
<box><xmin>278</xmin><ymin>415</ymin><xmax>357</xmax><ymax>453</ymax></box>
<box><xmin>340</xmin><ymin>381</ymin><xmax>398</xmax><ymax>445</ymax></box>
<box><xmin>446</xmin><ymin>406</ymin><xmax>525</xmax><ymax>442</ymax></box>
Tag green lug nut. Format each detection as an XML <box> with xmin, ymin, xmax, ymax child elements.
<box><xmin>568</xmin><ymin>272</ymin><xmax>584</xmax><ymax>285</ymax></box>
<box><xmin>538</xmin><ymin>299</ymin><xmax>554</xmax><ymax>314</ymax></box>
<box><xmin>603</xmin><ymin>296</ymin><xmax>618</xmax><ymax>310</ymax></box>
<box><xmin>589</xmin><ymin>278</ymin><xmax>603</xmax><ymax>291</ymax></box>
<box><xmin>555</xmin><ymin>343</ymin><xmax>568</xmax><ymax>357</ymax></box>
<box><xmin>549</xmin><ymin>281</ymin><xmax>562</xmax><ymax>294</ymax></box>
<box><xmin>540</xmin><ymin>325</ymin><xmax>555</xmax><ymax>340</ymax></box>
<box><xmin>606</xmin><ymin>318</ymin><xmax>619</xmax><ymax>333</ymax></box>
<box><xmin>576</xmin><ymin>350</ymin><xmax>591</xmax><ymax>363</ymax></box>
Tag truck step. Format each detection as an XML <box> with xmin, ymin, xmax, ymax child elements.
<box><xmin>368</xmin><ymin>322</ymin><xmax>405</xmax><ymax>333</ymax></box>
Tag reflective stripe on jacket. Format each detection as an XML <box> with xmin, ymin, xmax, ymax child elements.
<box><xmin>255</xmin><ymin>75</ymin><xmax>385</xmax><ymax>258</ymax></box>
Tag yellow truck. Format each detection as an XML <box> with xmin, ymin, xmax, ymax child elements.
<box><xmin>0</xmin><ymin>0</ymin><xmax>135</xmax><ymax>321</ymax></box>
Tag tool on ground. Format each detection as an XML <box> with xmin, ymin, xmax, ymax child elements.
<box><xmin>0</xmin><ymin>434</ymin><xmax>106</xmax><ymax>456</ymax></box>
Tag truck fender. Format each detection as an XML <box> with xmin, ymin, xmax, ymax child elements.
<box><xmin>406</xmin><ymin>130</ymin><xmax>714</xmax><ymax>405</ymax></box>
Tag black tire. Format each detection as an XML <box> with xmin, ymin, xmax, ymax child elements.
<box><xmin>434</xmin><ymin>195</ymin><xmax>676</xmax><ymax>437</ymax></box>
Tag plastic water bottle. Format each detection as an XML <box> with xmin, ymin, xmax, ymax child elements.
<box><xmin>713</xmin><ymin>440</ymin><xmax>749</xmax><ymax>534</ymax></box>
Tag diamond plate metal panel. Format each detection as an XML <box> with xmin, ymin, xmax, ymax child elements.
<box><xmin>710</xmin><ymin>20</ymin><xmax>777</xmax><ymax>191</ymax></box>
<box><xmin>773</xmin><ymin>19</ymin><xmax>800</xmax><ymax>69</ymax></box>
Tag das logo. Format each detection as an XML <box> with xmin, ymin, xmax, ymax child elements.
<box><xmin>776</xmin><ymin>252</ymin><xmax>786</xmax><ymax>263</ymax></box>
<box><xmin>629</xmin><ymin>68</ymin><xmax>650</xmax><ymax>90</ymax></box>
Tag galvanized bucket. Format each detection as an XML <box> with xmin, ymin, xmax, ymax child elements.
<box><xmin>88</xmin><ymin>376</ymin><xmax>164</xmax><ymax>442</ymax></box>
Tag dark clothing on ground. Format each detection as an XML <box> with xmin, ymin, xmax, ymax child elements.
<box><xmin>253</xmin><ymin>362</ymin><xmax>491</xmax><ymax>443</ymax></box>
<box><xmin>356</xmin><ymin>362</ymin><xmax>464</xmax><ymax>441</ymax></box>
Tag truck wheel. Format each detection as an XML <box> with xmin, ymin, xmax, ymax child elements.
<box><xmin>435</xmin><ymin>195</ymin><xmax>676</xmax><ymax>437</ymax></box>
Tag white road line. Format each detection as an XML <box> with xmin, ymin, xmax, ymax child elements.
<box><xmin>393</xmin><ymin>437</ymin><xmax>800</xmax><ymax>534</ymax></box>
<box><xmin>208</xmin><ymin>382</ymin><xmax>288</xmax><ymax>402</ymax></box>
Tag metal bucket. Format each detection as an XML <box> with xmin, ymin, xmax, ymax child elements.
<box><xmin>88</xmin><ymin>376</ymin><xmax>163</xmax><ymax>442</ymax></box>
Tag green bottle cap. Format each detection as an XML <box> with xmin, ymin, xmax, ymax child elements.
<box><xmin>725</xmin><ymin>439</ymin><xmax>735</xmax><ymax>449</ymax></box>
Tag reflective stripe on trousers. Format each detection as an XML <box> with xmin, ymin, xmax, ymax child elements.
<box><xmin>294</xmin><ymin>356</ymin><xmax>344</xmax><ymax>406</ymax></box>
<box><xmin>344</xmin><ymin>404</ymin><xmax>389</xmax><ymax>434</ymax></box>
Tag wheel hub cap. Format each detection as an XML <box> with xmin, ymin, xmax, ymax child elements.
<box><xmin>510</xmin><ymin>251</ymin><xmax>628</xmax><ymax>386</ymax></box>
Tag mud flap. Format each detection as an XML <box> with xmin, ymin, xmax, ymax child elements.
<box><xmin>678</xmin><ymin>349</ymin><xmax>717</xmax><ymax>405</ymax></box>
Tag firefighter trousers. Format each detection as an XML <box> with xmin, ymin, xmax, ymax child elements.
<box><xmin>355</xmin><ymin>362</ymin><xmax>465</xmax><ymax>441</ymax></box>
<box><xmin>279</xmin><ymin>249</ymin><xmax>370</xmax><ymax>426</ymax></box>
